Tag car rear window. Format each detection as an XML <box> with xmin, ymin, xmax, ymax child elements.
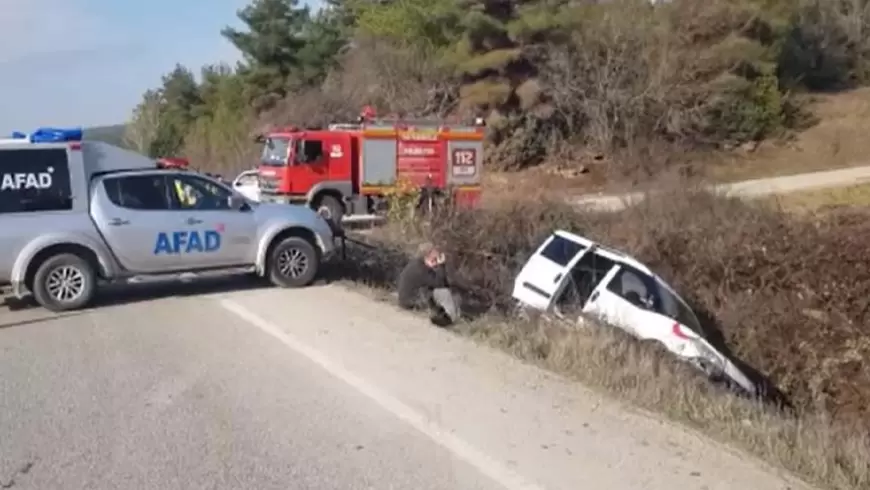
<box><xmin>539</xmin><ymin>235</ymin><xmax>585</xmax><ymax>266</ymax></box>
<box><xmin>0</xmin><ymin>148</ymin><xmax>72</xmax><ymax>213</ymax></box>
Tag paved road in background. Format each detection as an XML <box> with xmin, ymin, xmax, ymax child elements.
<box><xmin>571</xmin><ymin>164</ymin><xmax>870</xmax><ymax>212</ymax></box>
<box><xmin>0</xmin><ymin>280</ymin><xmax>813</xmax><ymax>490</ymax></box>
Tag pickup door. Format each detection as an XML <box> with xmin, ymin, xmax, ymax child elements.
<box><xmin>91</xmin><ymin>172</ymin><xmax>256</xmax><ymax>273</ymax></box>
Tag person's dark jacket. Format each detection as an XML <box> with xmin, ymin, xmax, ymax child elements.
<box><xmin>397</xmin><ymin>258</ymin><xmax>448</xmax><ymax>310</ymax></box>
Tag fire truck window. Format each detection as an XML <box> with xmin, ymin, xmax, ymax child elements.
<box><xmin>297</xmin><ymin>140</ymin><xmax>323</xmax><ymax>163</ymax></box>
<box><xmin>261</xmin><ymin>138</ymin><xmax>290</xmax><ymax>166</ymax></box>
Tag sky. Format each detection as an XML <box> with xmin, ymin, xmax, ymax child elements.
<box><xmin>0</xmin><ymin>0</ymin><xmax>319</xmax><ymax>134</ymax></box>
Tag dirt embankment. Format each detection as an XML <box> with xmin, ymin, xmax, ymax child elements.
<box><xmin>338</xmin><ymin>188</ymin><xmax>870</xmax><ymax>490</ymax></box>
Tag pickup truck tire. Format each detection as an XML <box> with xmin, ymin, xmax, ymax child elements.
<box><xmin>267</xmin><ymin>237</ymin><xmax>319</xmax><ymax>288</ymax></box>
<box><xmin>32</xmin><ymin>253</ymin><xmax>96</xmax><ymax>312</ymax></box>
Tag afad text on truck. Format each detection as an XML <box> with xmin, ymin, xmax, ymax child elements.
<box><xmin>255</xmin><ymin>107</ymin><xmax>484</xmax><ymax>222</ymax></box>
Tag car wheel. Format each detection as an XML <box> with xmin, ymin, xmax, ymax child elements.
<box><xmin>267</xmin><ymin>236</ymin><xmax>319</xmax><ymax>288</ymax></box>
<box><xmin>688</xmin><ymin>356</ymin><xmax>718</xmax><ymax>377</ymax></box>
<box><xmin>32</xmin><ymin>253</ymin><xmax>96</xmax><ymax>312</ymax></box>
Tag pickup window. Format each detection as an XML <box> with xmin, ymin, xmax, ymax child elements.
<box><xmin>103</xmin><ymin>175</ymin><xmax>172</xmax><ymax>211</ymax></box>
<box><xmin>0</xmin><ymin>148</ymin><xmax>72</xmax><ymax>213</ymax></box>
<box><xmin>167</xmin><ymin>175</ymin><xmax>233</xmax><ymax>211</ymax></box>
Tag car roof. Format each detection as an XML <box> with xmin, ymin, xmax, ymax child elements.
<box><xmin>553</xmin><ymin>229</ymin><xmax>654</xmax><ymax>274</ymax></box>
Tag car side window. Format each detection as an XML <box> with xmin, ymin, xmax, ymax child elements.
<box><xmin>555</xmin><ymin>250</ymin><xmax>616</xmax><ymax>312</ymax></box>
<box><xmin>168</xmin><ymin>174</ymin><xmax>233</xmax><ymax>211</ymax></box>
<box><xmin>605</xmin><ymin>265</ymin><xmax>661</xmax><ymax>311</ymax></box>
<box><xmin>655</xmin><ymin>278</ymin><xmax>703</xmax><ymax>332</ymax></box>
<box><xmin>605</xmin><ymin>266</ymin><xmax>702</xmax><ymax>330</ymax></box>
<box><xmin>103</xmin><ymin>175</ymin><xmax>172</xmax><ymax>211</ymax></box>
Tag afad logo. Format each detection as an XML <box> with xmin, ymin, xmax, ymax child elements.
<box><xmin>154</xmin><ymin>226</ymin><xmax>223</xmax><ymax>255</ymax></box>
<box><xmin>1</xmin><ymin>167</ymin><xmax>54</xmax><ymax>191</ymax></box>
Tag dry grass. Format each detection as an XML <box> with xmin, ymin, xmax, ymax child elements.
<box><xmin>709</xmin><ymin>88</ymin><xmax>870</xmax><ymax>182</ymax></box>
<box><xmin>767</xmin><ymin>183</ymin><xmax>870</xmax><ymax>213</ymax></box>
<box><xmin>336</xmin><ymin>189</ymin><xmax>870</xmax><ymax>490</ymax></box>
<box><xmin>460</xmin><ymin>317</ymin><xmax>869</xmax><ymax>490</ymax></box>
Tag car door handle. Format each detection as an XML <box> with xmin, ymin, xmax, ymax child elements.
<box><xmin>108</xmin><ymin>218</ymin><xmax>129</xmax><ymax>226</ymax></box>
<box><xmin>588</xmin><ymin>290</ymin><xmax>599</xmax><ymax>302</ymax></box>
<box><xmin>186</xmin><ymin>217</ymin><xmax>203</xmax><ymax>225</ymax></box>
<box><xmin>554</xmin><ymin>273</ymin><xmax>563</xmax><ymax>283</ymax></box>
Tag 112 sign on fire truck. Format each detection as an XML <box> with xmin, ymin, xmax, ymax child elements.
<box><xmin>451</xmin><ymin>148</ymin><xmax>477</xmax><ymax>176</ymax></box>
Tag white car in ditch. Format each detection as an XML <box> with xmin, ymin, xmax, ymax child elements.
<box><xmin>512</xmin><ymin>230</ymin><xmax>757</xmax><ymax>396</ymax></box>
<box><xmin>232</xmin><ymin>169</ymin><xmax>261</xmax><ymax>202</ymax></box>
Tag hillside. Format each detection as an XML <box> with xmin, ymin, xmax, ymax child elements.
<box><xmin>83</xmin><ymin>124</ymin><xmax>127</xmax><ymax>147</ymax></box>
<box><xmin>120</xmin><ymin>0</ymin><xmax>870</xmax><ymax>179</ymax></box>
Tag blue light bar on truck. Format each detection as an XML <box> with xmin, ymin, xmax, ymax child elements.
<box><xmin>8</xmin><ymin>127</ymin><xmax>83</xmax><ymax>143</ymax></box>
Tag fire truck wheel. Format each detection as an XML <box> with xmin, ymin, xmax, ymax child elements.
<box><xmin>267</xmin><ymin>237</ymin><xmax>319</xmax><ymax>288</ymax></box>
<box><xmin>314</xmin><ymin>195</ymin><xmax>344</xmax><ymax>224</ymax></box>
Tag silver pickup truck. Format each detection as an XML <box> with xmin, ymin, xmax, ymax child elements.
<box><xmin>0</xmin><ymin>134</ymin><xmax>336</xmax><ymax>312</ymax></box>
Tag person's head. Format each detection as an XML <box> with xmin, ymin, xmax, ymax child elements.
<box><xmin>417</xmin><ymin>242</ymin><xmax>443</xmax><ymax>268</ymax></box>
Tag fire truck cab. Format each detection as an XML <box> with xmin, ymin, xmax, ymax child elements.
<box><xmin>256</xmin><ymin>109</ymin><xmax>484</xmax><ymax>221</ymax></box>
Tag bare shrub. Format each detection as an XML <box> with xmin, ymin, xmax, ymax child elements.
<box><xmin>779</xmin><ymin>0</ymin><xmax>870</xmax><ymax>90</ymax></box>
<box><xmin>542</xmin><ymin>2</ymin><xmax>681</xmax><ymax>155</ymax></box>
<box><xmin>182</xmin><ymin>112</ymin><xmax>259</xmax><ymax>176</ymax></box>
<box><xmin>261</xmin><ymin>36</ymin><xmax>457</xmax><ymax>128</ymax></box>
<box><xmin>536</xmin><ymin>0</ymin><xmax>792</xmax><ymax>174</ymax></box>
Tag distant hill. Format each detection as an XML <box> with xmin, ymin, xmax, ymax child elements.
<box><xmin>84</xmin><ymin>124</ymin><xmax>127</xmax><ymax>147</ymax></box>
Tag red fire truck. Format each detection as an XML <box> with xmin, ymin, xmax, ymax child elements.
<box><xmin>255</xmin><ymin>108</ymin><xmax>484</xmax><ymax>221</ymax></box>
<box><xmin>156</xmin><ymin>157</ymin><xmax>190</xmax><ymax>169</ymax></box>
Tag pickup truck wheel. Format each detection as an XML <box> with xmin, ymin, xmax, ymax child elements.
<box><xmin>267</xmin><ymin>237</ymin><xmax>319</xmax><ymax>288</ymax></box>
<box><xmin>32</xmin><ymin>254</ymin><xmax>96</xmax><ymax>312</ymax></box>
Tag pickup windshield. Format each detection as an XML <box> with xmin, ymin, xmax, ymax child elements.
<box><xmin>261</xmin><ymin>137</ymin><xmax>291</xmax><ymax>166</ymax></box>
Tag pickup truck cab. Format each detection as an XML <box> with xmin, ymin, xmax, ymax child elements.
<box><xmin>0</xmin><ymin>128</ymin><xmax>336</xmax><ymax>312</ymax></box>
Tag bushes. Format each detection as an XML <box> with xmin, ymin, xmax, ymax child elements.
<box><xmin>129</xmin><ymin>0</ymin><xmax>870</xmax><ymax>174</ymax></box>
<box><xmin>778</xmin><ymin>0</ymin><xmax>870</xmax><ymax>90</ymax></box>
<box><xmin>350</xmin><ymin>189</ymin><xmax>870</xmax><ymax>429</ymax></box>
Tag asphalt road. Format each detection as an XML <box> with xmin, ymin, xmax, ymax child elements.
<box><xmin>0</xmin><ymin>280</ymin><xmax>814</xmax><ymax>490</ymax></box>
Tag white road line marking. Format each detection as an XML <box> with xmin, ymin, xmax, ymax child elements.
<box><xmin>219</xmin><ymin>298</ymin><xmax>546</xmax><ymax>490</ymax></box>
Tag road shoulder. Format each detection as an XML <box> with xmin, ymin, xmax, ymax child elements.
<box><xmin>217</xmin><ymin>285</ymin><xmax>814</xmax><ymax>490</ymax></box>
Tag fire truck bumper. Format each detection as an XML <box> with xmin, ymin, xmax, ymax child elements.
<box><xmin>452</xmin><ymin>186</ymin><xmax>482</xmax><ymax>209</ymax></box>
<box><xmin>259</xmin><ymin>193</ymin><xmax>301</xmax><ymax>205</ymax></box>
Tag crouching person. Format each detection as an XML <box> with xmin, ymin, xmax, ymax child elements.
<box><xmin>397</xmin><ymin>243</ymin><xmax>460</xmax><ymax>327</ymax></box>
